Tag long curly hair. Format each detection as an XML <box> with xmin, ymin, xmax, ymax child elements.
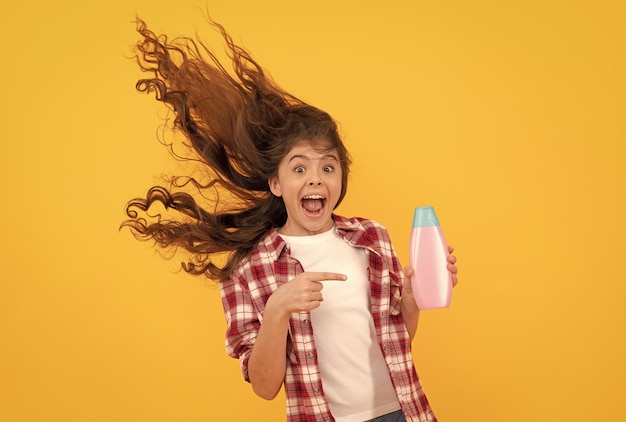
<box><xmin>121</xmin><ymin>17</ymin><xmax>351</xmax><ymax>281</ymax></box>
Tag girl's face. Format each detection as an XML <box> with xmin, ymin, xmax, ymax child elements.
<box><xmin>269</xmin><ymin>139</ymin><xmax>343</xmax><ymax>236</ymax></box>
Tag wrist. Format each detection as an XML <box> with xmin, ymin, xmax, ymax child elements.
<box><xmin>402</xmin><ymin>294</ymin><xmax>421</xmax><ymax>318</ymax></box>
<box><xmin>402</xmin><ymin>293</ymin><xmax>419</xmax><ymax>310</ymax></box>
<box><xmin>264</xmin><ymin>294</ymin><xmax>292</xmax><ymax>325</ymax></box>
<box><xmin>401</xmin><ymin>294</ymin><xmax>420</xmax><ymax>340</ymax></box>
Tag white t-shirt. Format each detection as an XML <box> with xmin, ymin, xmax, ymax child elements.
<box><xmin>280</xmin><ymin>227</ymin><xmax>401</xmax><ymax>421</ymax></box>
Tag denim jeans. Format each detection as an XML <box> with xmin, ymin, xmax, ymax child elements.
<box><xmin>366</xmin><ymin>410</ymin><xmax>407</xmax><ymax>422</ymax></box>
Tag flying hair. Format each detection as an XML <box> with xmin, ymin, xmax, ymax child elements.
<box><xmin>121</xmin><ymin>17</ymin><xmax>351</xmax><ymax>281</ymax></box>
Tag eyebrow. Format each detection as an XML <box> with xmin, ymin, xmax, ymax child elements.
<box><xmin>288</xmin><ymin>153</ymin><xmax>339</xmax><ymax>163</ymax></box>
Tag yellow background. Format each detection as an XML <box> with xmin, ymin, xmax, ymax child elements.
<box><xmin>1</xmin><ymin>0</ymin><xmax>624</xmax><ymax>421</ymax></box>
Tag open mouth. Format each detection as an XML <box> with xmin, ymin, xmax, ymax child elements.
<box><xmin>301</xmin><ymin>194</ymin><xmax>326</xmax><ymax>215</ymax></box>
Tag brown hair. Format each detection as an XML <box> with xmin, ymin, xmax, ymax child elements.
<box><xmin>121</xmin><ymin>18</ymin><xmax>351</xmax><ymax>281</ymax></box>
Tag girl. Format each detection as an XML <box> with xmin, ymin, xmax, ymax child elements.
<box><xmin>122</xmin><ymin>17</ymin><xmax>458</xmax><ymax>422</ymax></box>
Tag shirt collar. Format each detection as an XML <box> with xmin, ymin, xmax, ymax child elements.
<box><xmin>261</xmin><ymin>226</ymin><xmax>288</xmax><ymax>262</ymax></box>
<box><xmin>261</xmin><ymin>214</ymin><xmax>360</xmax><ymax>261</ymax></box>
<box><xmin>260</xmin><ymin>214</ymin><xmax>376</xmax><ymax>261</ymax></box>
<box><xmin>333</xmin><ymin>214</ymin><xmax>376</xmax><ymax>249</ymax></box>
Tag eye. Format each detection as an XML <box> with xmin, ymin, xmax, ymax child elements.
<box><xmin>294</xmin><ymin>166</ymin><xmax>305</xmax><ymax>173</ymax></box>
<box><xmin>323</xmin><ymin>165</ymin><xmax>334</xmax><ymax>173</ymax></box>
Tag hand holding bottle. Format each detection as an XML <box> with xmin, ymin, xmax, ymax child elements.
<box><xmin>409</xmin><ymin>206</ymin><xmax>457</xmax><ymax>309</ymax></box>
<box><xmin>404</xmin><ymin>246</ymin><xmax>458</xmax><ymax>307</ymax></box>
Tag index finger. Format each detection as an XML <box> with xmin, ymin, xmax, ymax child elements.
<box><xmin>305</xmin><ymin>272</ymin><xmax>347</xmax><ymax>282</ymax></box>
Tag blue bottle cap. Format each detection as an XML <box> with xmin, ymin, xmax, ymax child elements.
<box><xmin>412</xmin><ymin>206</ymin><xmax>440</xmax><ymax>227</ymax></box>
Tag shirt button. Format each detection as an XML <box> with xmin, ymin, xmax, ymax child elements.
<box><xmin>313</xmin><ymin>386</ymin><xmax>320</xmax><ymax>393</ymax></box>
<box><xmin>303</xmin><ymin>319</ymin><xmax>310</xmax><ymax>324</ymax></box>
<box><xmin>307</xmin><ymin>351</ymin><xmax>314</xmax><ymax>358</ymax></box>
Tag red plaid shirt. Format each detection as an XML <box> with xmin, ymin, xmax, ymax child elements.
<box><xmin>220</xmin><ymin>215</ymin><xmax>436</xmax><ymax>421</ymax></box>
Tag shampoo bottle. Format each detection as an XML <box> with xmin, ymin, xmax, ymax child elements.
<box><xmin>409</xmin><ymin>206</ymin><xmax>452</xmax><ymax>309</ymax></box>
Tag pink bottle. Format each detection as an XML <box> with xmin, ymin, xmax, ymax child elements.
<box><xmin>409</xmin><ymin>206</ymin><xmax>452</xmax><ymax>309</ymax></box>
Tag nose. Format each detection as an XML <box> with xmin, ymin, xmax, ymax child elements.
<box><xmin>308</xmin><ymin>170</ymin><xmax>322</xmax><ymax>186</ymax></box>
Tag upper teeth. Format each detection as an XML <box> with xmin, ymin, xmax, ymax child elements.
<box><xmin>304</xmin><ymin>195</ymin><xmax>324</xmax><ymax>199</ymax></box>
